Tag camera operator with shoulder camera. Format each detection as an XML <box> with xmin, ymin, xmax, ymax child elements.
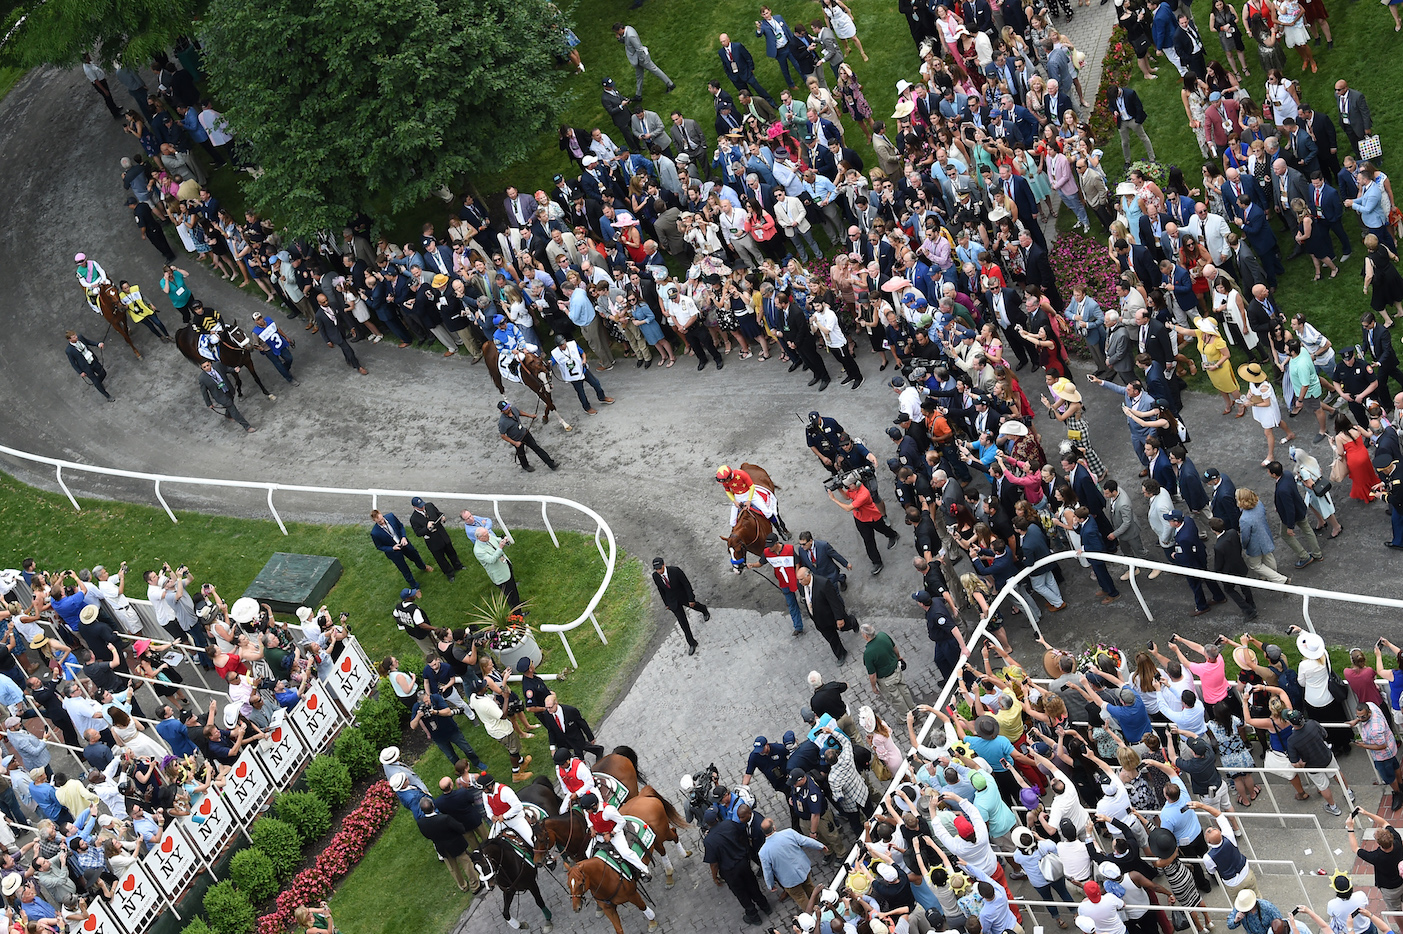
<box><xmin>827</xmin><ymin>471</ymin><xmax>898</xmax><ymax>576</ymax></box>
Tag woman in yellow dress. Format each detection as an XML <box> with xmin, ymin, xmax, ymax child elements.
<box><xmin>1172</xmin><ymin>317</ymin><xmax>1241</xmax><ymax>414</ymax></box>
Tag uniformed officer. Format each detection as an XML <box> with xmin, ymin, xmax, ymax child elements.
<box><xmin>703</xmin><ymin>806</ymin><xmax>771</xmax><ymax>924</ymax></box>
<box><xmin>741</xmin><ymin>736</ymin><xmax>789</xmax><ymax>792</ymax></box>
<box><xmin>886</xmin><ymin>425</ymin><xmax>923</xmax><ymax>472</ymax></box>
<box><xmin>787</xmin><ymin>770</ymin><xmax>844</xmax><ymax>853</ymax></box>
<box><xmin>1332</xmin><ymin>345</ymin><xmax>1381</xmax><ymax>426</ymax></box>
<box><xmin>392</xmin><ymin>587</ymin><xmax>436</xmax><ymax>655</ymax></box>
<box><xmin>515</xmin><ymin>656</ymin><xmax>553</xmax><ymax>733</ymax></box>
<box><xmin>1373</xmin><ymin>454</ymin><xmax>1403</xmax><ymax>548</ymax></box>
<box><xmin>1166</xmin><ymin>510</ymin><xmax>1228</xmax><ymax>613</ymax></box>
<box><xmin>835</xmin><ymin>433</ymin><xmax>884</xmax><ymax>513</ymax></box>
<box><xmin>805</xmin><ymin>410</ymin><xmax>845</xmax><ymax>474</ymax></box>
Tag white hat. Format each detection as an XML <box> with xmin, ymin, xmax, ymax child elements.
<box><xmin>296</xmin><ymin>606</ymin><xmax>314</xmax><ymax>623</ymax></box>
<box><xmin>223</xmin><ymin>705</ymin><xmax>241</xmax><ymax>729</ymax></box>
<box><xmin>582</xmin><ymin>155</ymin><xmax>598</xmax><ymax>167</ymax></box>
<box><xmin>379</xmin><ymin>746</ymin><xmax>401</xmax><ymax>765</ymax></box>
<box><xmin>895</xmin><ymin>79</ymin><xmax>912</xmax><ymax>94</ymax></box>
<box><xmin>1296</xmin><ymin>632</ymin><xmax>1326</xmax><ymax>660</ymax></box>
<box><xmin>389</xmin><ymin>772</ymin><xmax>408</xmax><ymax>791</ymax></box>
<box><xmin>1235</xmin><ymin>889</ymin><xmax>1258</xmax><ymax>912</ymax></box>
<box><xmin>1099</xmin><ymin>861</ymin><xmax>1122</xmax><ymax>880</ymax></box>
<box><xmin>230</xmin><ymin>597</ymin><xmax>260</xmax><ymax>624</ymax></box>
<box><xmin>1012</xmin><ymin>826</ymin><xmax>1036</xmax><ymax>850</ymax></box>
<box><xmin>876</xmin><ymin>862</ymin><xmax>899</xmax><ymax>882</ymax></box>
<box><xmin>1076</xmin><ymin>917</ymin><xmax>1097</xmax><ymax>933</ymax></box>
<box><xmin>858</xmin><ymin>705</ymin><xmax>876</xmax><ymax>734</ymax></box>
<box><xmin>796</xmin><ymin>914</ymin><xmax>817</xmax><ymax>932</ymax></box>
<box><xmin>998</xmin><ymin>420</ymin><xmax>1029</xmax><ymax>438</ymax></box>
<box><xmin>2</xmin><ymin>875</ymin><xmax>20</xmax><ymax>897</ymax></box>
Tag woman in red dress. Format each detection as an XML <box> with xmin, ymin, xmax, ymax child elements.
<box><xmin>1333</xmin><ymin>414</ymin><xmax>1379</xmax><ymax>501</ymax></box>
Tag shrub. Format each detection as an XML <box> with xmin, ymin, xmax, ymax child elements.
<box><xmin>182</xmin><ymin>919</ymin><xmax>214</xmax><ymax>934</ymax></box>
<box><xmin>250</xmin><ymin>818</ymin><xmax>302</xmax><ymax>881</ymax></box>
<box><xmin>204</xmin><ymin>881</ymin><xmax>256</xmax><ymax>934</ymax></box>
<box><xmin>274</xmin><ymin>791</ymin><xmax>332</xmax><ymax>846</ymax></box>
<box><xmin>332</xmin><ymin>726</ymin><xmax>377</xmax><ymax>781</ymax></box>
<box><xmin>229</xmin><ymin>847</ymin><xmax>279</xmax><ymax>905</ymax></box>
<box><xmin>304</xmin><ymin>755</ymin><xmax>353</xmax><ymax>810</ymax></box>
<box><xmin>355</xmin><ymin>685</ymin><xmax>404</xmax><ymax>750</ymax></box>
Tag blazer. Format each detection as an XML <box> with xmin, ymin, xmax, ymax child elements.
<box><xmin>1150</xmin><ymin>450</ymin><xmax>1177</xmax><ymax>495</ymax></box>
<box><xmin>197</xmin><ymin>363</ymin><xmax>237</xmax><ymax>408</ymax></box>
<box><xmin>756</xmin><ymin>14</ymin><xmax>796</xmax><ymax>59</ymax></box>
<box><xmin>409</xmin><ymin>503</ymin><xmax>453</xmax><ymax>550</ymax></box>
<box><xmin>797</xmin><ymin>539</ymin><xmax>850</xmax><ymax>586</ymax></box>
<box><xmin>416</xmin><ymin>812</ymin><xmax>470</xmax><ymax>858</ymax></box>
<box><xmin>370</xmin><ymin>513</ymin><xmax>410</xmax><ymax>554</ymax></box>
<box><xmin>1209</xmin><ymin>476</ymin><xmax>1241</xmax><ymax>529</ymax></box>
<box><xmin>64</xmin><ymin>337</ymin><xmax>104</xmax><ymax>378</ymax></box>
<box><xmin>502</xmin><ymin>193</ymin><xmax>537</xmax><ymax>229</ymax></box>
<box><xmin>1273</xmin><ymin>472</ymin><xmax>1309</xmax><ymax>527</ymax></box>
<box><xmin>1307</xmin><ymin>111</ymin><xmax>1339</xmax><ymax>160</ymax></box>
<box><xmin>872</xmin><ymin>134</ymin><xmax>902</xmax><ymax>178</ymax></box>
<box><xmin>1239</xmin><ymin>202</ymin><xmax>1279</xmax><ymax>257</ymax></box>
<box><xmin>1170</xmin><ymin>519</ymin><xmax>1208</xmax><ymax>569</ymax></box>
<box><xmin>1129</xmin><ymin>243</ymin><xmax>1161</xmax><ymax>289</ymax></box>
<box><xmin>806</xmin><ymin>574</ymin><xmax>848</xmax><ymax>631</ymax></box>
<box><xmin>1309</xmin><ymin>183</ymin><xmax>1344</xmax><ymax>224</ymax></box>
<box><xmin>1212</xmin><ymin>528</ymin><xmax>1251</xmax><ymax>577</ymax></box>
<box><xmin>1287</xmin><ymin>127</ymin><xmax>1318</xmax><ymax>175</ymax></box>
<box><xmin>619</xmin><ymin>26</ymin><xmax>648</xmax><ymax>66</ymax></box>
<box><xmin>652</xmin><ymin>565</ymin><xmax>698</xmax><ymax>609</ymax></box>
<box><xmin>668</xmin><ymin>118</ymin><xmax>707</xmax><ymax>155</ymax></box>
<box><xmin>434</xmin><ymin>788</ymin><xmax>484</xmax><ymax>832</ymax></box>
<box><xmin>717</xmin><ymin>41</ymin><xmax>759</xmax><ymax>82</ymax></box>
<box><xmin>1234</xmin><ymin>240</ymin><xmax>1266</xmax><ymax>293</ymax></box>
<box><xmin>1106</xmin><ymin>490</ymin><xmax>1145</xmax><ymax>552</ymax></box>
<box><xmin>962</xmin><ymin>0</ymin><xmax>996</xmax><ymax>33</ymax></box>
<box><xmin>1363</xmin><ymin>323</ymin><xmax>1399</xmax><ymax>368</ymax></box>
<box><xmin>1177</xmin><ymin>456</ymin><xmax>1210</xmax><ymax>511</ymax></box>
<box><xmin>1112</xmin><ymin>88</ymin><xmax>1148</xmax><ymax>126</ymax></box>
<box><xmin>1271</xmin><ymin>167</ymin><xmax>1309</xmax><ymax>213</ymax></box>
<box><xmin>1337</xmin><ymin>89</ymin><xmax>1373</xmax><ymax>137</ymax></box>
<box><xmin>540</xmin><ymin>702</ymin><xmax>596</xmax><ymax>750</ymax></box>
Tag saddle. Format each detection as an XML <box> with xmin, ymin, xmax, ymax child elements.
<box><xmin>593</xmin><ymin>773</ymin><xmax>628</xmax><ymax>809</ymax></box>
<box><xmin>591</xmin><ymin>816</ymin><xmax>654</xmax><ymax>880</ymax></box>
<box><xmin>498</xmin><ymin>828</ymin><xmax>536</xmax><ymax>865</ymax></box>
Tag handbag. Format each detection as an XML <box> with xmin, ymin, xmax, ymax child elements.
<box><xmin>1311</xmin><ymin>477</ymin><xmax>1333</xmax><ymax>499</ymax></box>
<box><xmin>1360</xmin><ymin>134</ymin><xmax>1384</xmax><ymax>162</ymax></box>
<box><xmin>1039</xmin><ymin>852</ymin><xmax>1065</xmax><ymax>881</ymax></box>
<box><xmin>873</xmin><ymin>756</ymin><xmax>893</xmax><ymax>783</ymax></box>
<box><xmin>1326</xmin><ymin>658</ymin><xmax>1349</xmax><ymax>703</ymax></box>
<box><xmin>1330</xmin><ymin>452</ymin><xmax>1348</xmax><ymax>483</ymax></box>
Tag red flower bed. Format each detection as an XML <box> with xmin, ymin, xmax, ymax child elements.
<box><xmin>256</xmin><ymin>780</ymin><xmax>398</xmax><ymax>934</ymax></box>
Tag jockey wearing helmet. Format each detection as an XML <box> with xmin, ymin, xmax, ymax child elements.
<box><xmin>75</xmin><ymin>253</ymin><xmax>111</xmax><ymax>313</ymax></box>
<box><xmin>492</xmin><ymin>314</ymin><xmax>537</xmax><ymax>384</ymax></box>
<box><xmin>716</xmin><ymin>465</ymin><xmax>779</xmax><ymax>528</ymax></box>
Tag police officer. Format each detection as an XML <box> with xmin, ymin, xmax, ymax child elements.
<box><xmin>787</xmin><ymin>770</ymin><xmax>844</xmax><ymax>854</ymax></box>
<box><xmin>741</xmin><ymin>736</ymin><xmax>788</xmax><ymax>792</ymax></box>
<box><xmin>886</xmin><ymin>425</ymin><xmax>923</xmax><ymax>472</ymax></box>
<box><xmin>835</xmin><ymin>432</ymin><xmax>884</xmax><ymax>514</ymax></box>
<box><xmin>805</xmin><ymin>410</ymin><xmax>845</xmax><ymax>474</ymax></box>
<box><xmin>703</xmin><ymin>805</ymin><xmax>770</xmax><ymax>924</ymax></box>
<box><xmin>1333</xmin><ymin>345</ymin><xmax>1381</xmax><ymax>426</ymax></box>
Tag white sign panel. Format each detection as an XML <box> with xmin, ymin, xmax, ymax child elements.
<box><xmin>324</xmin><ymin>642</ymin><xmax>376</xmax><ymax>713</ymax></box>
<box><xmin>184</xmin><ymin>790</ymin><xmax>239</xmax><ymax>861</ymax></box>
<box><xmin>142</xmin><ymin>822</ymin><xmax>202</xmax><ymax>900</ymax></box>
<box><xmin>225</xmin><ymin>750</ymin><xmax>274</xmax><ymax>822</ymax></box>
<box><xmin>106</xmin><ymin>864</ymin><xmax>163</xmax><ymax>933</ymax></box>
<box><xmin>288</xmin><ymin>682</ymin><xmax>342</xmax><ymax>753</ymax></box>
<box><xmin>253</xmin><ymin>721</ymin><xmax>309</xmax><ymax>786</ymax></box>
<box><xmin>78</xmin><ymin>898</ymin><xmax>128</xmax><ymax>934</ymax></box>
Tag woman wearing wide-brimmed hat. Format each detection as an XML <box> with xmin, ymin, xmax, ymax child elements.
<box><xmin>1173</xmin><ymin>316</ymin><xmax>1241</xmax><ymax>414</ymax></box>
<box><xmin>1239</xmin><ymin>360</ymin><xmax>1296</xmax><ymax>466</ymax></box>
<box><xmin>1041</xmin><ymin>375</ymin><xmax>1106</xmax><ymax>479</ymax></box>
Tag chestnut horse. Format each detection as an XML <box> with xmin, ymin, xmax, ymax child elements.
<box><xmin>567</xmin><ymin>857</ymin><xmax>658</xmax><ymax>934</ymax></box>
<box><xmin>492</xmin><ymin>346</ymin><xmax>570</xmax><ymax>431</ymax></box>
<box><xmin>529</xmin><ymin>783</ymin><xmax>691</xmax><ymax>887</ymax></box>
<box><xmin>720</xmin><ymin>463</ymin><xmax>788</xmax><ymax>571</ymax></box>
<box><xmin>175</xmin><ymin>323</ymin><xmax>275</xmax><ymax>399</ymax></box>
<box><xmin>93</xmin><ymin>283</ymin><xmax>142</xmax><ymax>359</ymax></box>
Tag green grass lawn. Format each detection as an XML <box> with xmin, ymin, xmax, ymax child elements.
<box><xmin>0</xmin><ymin>469</ymin><xmax>654</xmax><ymax>934</ymax></box>
<box><xmin>1117</xmin><ymin>9</ymin><xmax>1400</xmax><ymax>361</ymax></box>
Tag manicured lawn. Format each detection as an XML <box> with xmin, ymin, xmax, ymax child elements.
<box><xmin>0</xmin><ymin>469</ymin><xmax>655</xmax><ymax>934</ymax></box>
<box><xmin>1114</xmin><ymin>8</ymin><xmax>1399</xmax><ymax>357</ymax></box>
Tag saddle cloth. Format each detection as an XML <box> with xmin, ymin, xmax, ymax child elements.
<box><xmin>594</xmin><ymin>816</ymin><xmax>655</xmax><ymax>879</ymax></box>
<box><xmin>594</xmin><ymin>773</ymin><xmax>628</xmax><ymax>809</ymax></box>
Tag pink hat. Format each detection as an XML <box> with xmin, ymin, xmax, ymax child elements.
<box><xmin>134</xmin><ymin>640</ymin><xmax>152</xmax><ymax>657</ymax></box>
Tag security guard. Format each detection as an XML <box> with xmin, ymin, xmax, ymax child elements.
<box><xmin>886</xmin><ymin>425</ymin><xmax>923</xmax><ymax>472</ymax></box>
<box><xmin>1374</xmin><ymin>454</ymin><xmax>1403</xmax><ymax>547</ymax></box>
<box><xmin>805</xmin><ymin>411</ymin><xmax>845</xmax><ymax>474</ymax></box>
<box><xmin>741</xmin><ymin>736</ymin><xmax>788</xmax><ymax>792</ymax></box>
<box><xmin>787</xmin><ymin>770</ymin><xmax>843</xmax><ymax>853</ymax></box>
<box><xmin>1332</xmin><ymin>345</ymin><xmax>1380</xmax><ymax>426</ymax></box>
<box><xmin>392</xmin><ymin>587</ymin><xmax>436</xmax><ymax>654</ymax></box>
<box><xmin>835</xmin><ymin>433</ymin><xmax>885</xmax><ymax>514</ymax></box>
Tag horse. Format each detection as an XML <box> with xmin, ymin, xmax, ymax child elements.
<box><xmin>518</xmin><ymin>350</ymin><xmax>570</xmax><ymax>432</ymax></box>
<box><xmin>594</xmin><ymin>745</ymin><xmax>642</xmax><ymax>800</ymax></box>
<box><xmin>619</xmin><ymin>786</ymin><xmax>692</xmax><ymax>886</ymax></box>
<box><xmin>469</xmin><ymin>837</ymin><xmax>554</xmax><ymax>933</ymax></box>
<box><xmin>175</xmin><ymin>322</ymin><xmax>276</xmax><ymax>399</ymax></box>
<box><xmin>721</xmin><ymin>462</ymin><xmax>790</xmax><ymax>571</ymax></box>
<box><xmin>567</xmin><ymin>857</ymin><xmax>657</xmax><ymax>934</ymax></box>
<box><xmin>92</xmin><ymin>283</ymin><xmax>142</xmax><ymax>359</ymax></box>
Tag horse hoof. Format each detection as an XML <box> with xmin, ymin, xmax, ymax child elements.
<box><xmin>595</xmin><ymin>908</ymin><xmax>604</xmax><ymax>918</ymax></box>
<box><xmin>682</xmin><ymin>849</ymin><xmax>693</xmax><ymax>859</ymax></box>
<box><xmin>665</xmin><ymin>872</ymin><xmax>675</xmax><ymax>888</ymax></box>
<box><xmin>542</xmin><ymin>925</ymin><xmax>553</xmax><ymax>934</ymax></box>
<box><xmin>648</xmin><ymin>922</ymin><xmax>658</xmax><ymax>932</ymax></box>
<box><xmin>562</xmin><ymin>423</ymin><xmax>573</xmax><ymax>432</ymax></box>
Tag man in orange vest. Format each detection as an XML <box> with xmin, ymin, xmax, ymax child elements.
<box><xmin>581</xmin><ymin>792</ymin><xmax>652</xmax><ymax>878</ymax></box>
<box><xmin>749</xmin><ymin>533</ymin><xmax>804</xmax><ymax>634</ymax></box>
<box><xmin>477</xmin><ymin>773</ymin><xmax>534</xmax><ymax>846</ymax></box>
<box><xmin>554</xmin><ymin>748</ymin><xmax>598</xmax><ymax>814</ymax></box>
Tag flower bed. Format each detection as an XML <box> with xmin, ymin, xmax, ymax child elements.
<box><xmin>256</xmin><ymin>780</ymin><xmax>398</xmax><ymax>934</ymax></box>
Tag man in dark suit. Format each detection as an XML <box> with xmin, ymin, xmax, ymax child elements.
<box><xmin>1209</xmin><ymin>519</ymin><xmax>1257</xmax><ymax>620</ymax></box>
<box><xmin>651</xmin><ymin>558</ymin><xmax>709</xmax><ymax>655</ymax></box>
<box><xmin>1108</xmin><ymin>84</ymin><xmax>1154</xmax><ymax>168</ymax></box>
<box><xmin>805</xmin><ymin>136</ymin><xmax>839</xmax><ymax>181</ymax></box>
<box><xmin>1204</xmin><ymin>469</ymin><xmax>1241</xmax><ymax>531</ymax></box>
<box><xmin>408</xmin><ymin>498</ymin><xmax>464</xmax><ymax>582</ymax></box>
<box><xmin>998</xmin><ymin>163</ymin><xmax>1045</xmax><ymax>248</ymax></box>
<box><xmin>1300</xmin><ymin>104</ymin><xmax>1340</xmax><ymax>180</ymax></box>
<box><xmin>1133</xmin><ymin>307</ymin><xmax>1175</xmax><ymax>368</ymax></box>
<box><xmin>1116</xmin><ymin>238</ymin><xmax>1161</xmax><ymax>293</ymax></box>
<box><xmin>314</xmin><ymin>294</ymin><xmax>369</xmax><ymax>374</ymax></box>
<box><xmin>962</xmin><ymin>0</ymin><xmax>996</xmax><ymax>35</ymax></box>
<box><xmin>64</xmin><ymin>331</ymin><xmax>112</xmax><ymax>401</ymax></box>
<box><xmin>797</xmin><ymin>567</ymin><xmax>850</xmax><ymax>662</ymax></box>
<box><xmin>1237</xmin><ymin>194</ymin><xmax>1283</xmax><ymax>287</ymax></box>
<box><xmin>668</xmin><ymin>111</ymin><xmax>708</xmax><ymax>169</ymax></box>
<box><xmin>1221</xmin><ymin>169</ymin><xmax>1259</xmax><ymax>226</ymax></box>
<box><xmin>984</xmin><ymin>285</ymin><xmax>1033</xmax><ymax>369</ymax></box>
<box><xmin>1308</xmin><ymin>172</ymin><xmax>1352</xmax><ymax>260</ymax></box>
<box><xmin>1244</xmin><ymin>284</ymin><xmax>1281</xmax><ymax>366</ymax></box>
<box><xmin>541</xmin><ymin>693</ymin><xmax>604</xmax><ymax>761</ymax></box>
<box><xmin>1166</xmin><ymin>511</ymin><xmax>1227</xmax><ymax>614</ymax></box>
<box><xmin>1231</xmin><ymin>233</ymin><xmax>1267</xmax><ymax>297</ymax></box>
<box><xmin>197</xmin><ymin>359</ymin><xmax>254</xmax><ymax>432</ymax></box>
<box><xmin>1335</xmin><ymin>81</ymin><xmax>1374</xmax><ymax>161</ymax></box>
<box><xmin>1062</xmin><ymin>451</ymin><xmax>1113</xmax><ymax>541</ymax></box>
<box><xmin>1018</xmin><ymin>230</ymin><xmax>1061</xmax><ymax>309</ymax></box>
<box><xmin>1271</xmin><ymin>159</ymin><xmax>1310</xmax><ymax>256</ymax></box>
<box><xmin>601</xmin><ymin>77</ymin><xmax>638</xmax><ymax>148</ymax></box>
<box><xmin>416</xmin><ymin>798</ymin><xmax>480</xmax><ymax>893</ymax></box>
<box><xmin>1282</xmin><ymin>117</ymin><xmax>1319</xmax><ymax>176</ymax></box>
<box><xmin>1043</xmin><ymin>82</ymin><xmax>1076</xmax><ymax>127</ymax></box>
<box><xmin>1173</xmin><ymin>14</ymin><xmax>1208</xmax><ymax>80</ymax></box>
<box><xmin>1269</xmin><ymin>459</ymin><xmax>1324</xmax><ymax>568</ymax></box>
<box><xmin>796</xmin><ymin>531</ymin><xmax>852</xmax><ymax>591</ymax></box>
<box><xmin>1146</xmin><ymin>438</ymin><xmax>1178</xmax><ymax>496</ymax></box>
<box><xmin>1362</xmin><ymin>312</ymin><xmax>1403</xmax><ymax>400</ymax></box>
<box><xmin>784</xmin><ymin>291</ymin><xmax>831</xmax><ymax>388</ymax></box>
<box><xmin>717</xmin><ymin>34</ymin><xmax>773</xmax><ymax>103</ymax></box>
<box><xmin>434</xmin><ymin>776</ymin><xmax>486</xmax><ymax>846</ymax></box>
<box><xmin>370</xmin><ymin>508</ymin><xmax>433</xmax><ymax>588</ymax></box>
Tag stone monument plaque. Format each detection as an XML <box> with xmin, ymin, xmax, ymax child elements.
<box><xmin>242</xmin><ymin>553</ymin><xmax>342</xmax><ymax>613</ymax></box>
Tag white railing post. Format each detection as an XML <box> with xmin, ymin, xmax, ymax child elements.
<box><xmin>540</xmin><ymin>501</ymin><xmax>558</xmax><ymax>547</ymax></box>
<box><xmin>55</xmin><ymin>464</ymin><xmax>79</xmax><ymax>511</ymax></box>
<box><xmin>152</xmin><ymin>479</ymin><xmax>177</xmax><ymax>524</ymax></box>
<box><xmin>266</xmin><ymin>485</ymin><xmax>287</xmax><ymax>535</ymax></box>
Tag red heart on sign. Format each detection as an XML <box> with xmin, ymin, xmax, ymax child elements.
<box><xmin>235</xmin><ymin>762</ymin><xmax>248</xmax><ymax>779</ymax></box>
<box><xmin>160</xmin><ymin>835</ymin><xmax>174</xmax><ymax>854</ymax></box>
<box><xmin>340</xmin><ymin>656</ymin><xmax>353</xmax><ymax>673</ymax></box>
<box><xmin>122</xmin><ymin>875</ymin><xmax>136</xmax><ymax>893</ymax></box>
<box><xmin>307</xmin><ymin>694</ymin><xmax>318</xmax><ymax>711</ymax></box>
<box><xmin>271</xmin><ymin>727</ymin><xmax>283</xmax><ymax>743</ymax></box>
<box><xmin>84</xmin><ymin>916</ymin><xmax>97</xmax><ymax>932</ymax></box>
<box><xmin>199</xmin><ymin>798</ymin><xmax>212</xmax><ymax>816</ymax></box>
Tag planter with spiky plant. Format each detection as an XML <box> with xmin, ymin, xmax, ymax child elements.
<box><xmin>467</xmin><ymin>592</ymin><xmax>542</xmax><ymax>672</ymax></box>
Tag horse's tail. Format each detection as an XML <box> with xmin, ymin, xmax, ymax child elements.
<box><xmin>638</xmin><ymin>785</ymin><xmax>688</xmax><ymax>829</ymax></box>
<box><xmin>611</xmin><ymin>745</ymin><xmax>639</xmax><ymax>770</ymax></box>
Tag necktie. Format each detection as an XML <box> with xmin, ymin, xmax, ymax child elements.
<box><xmin>661</xmin><ymin>571</ymin><xmax>669</xmax><ymax>585</ymax></box>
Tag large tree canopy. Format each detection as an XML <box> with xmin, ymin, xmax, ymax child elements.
<box><xmin>1</xmin><ymin>0</ymin><xmax>197</xmax><ymax>68</ymax></box>
<box><xmin>201</xmin><ymin>0</ymin><xmax>572</xmax><ymax>237</ymax></box>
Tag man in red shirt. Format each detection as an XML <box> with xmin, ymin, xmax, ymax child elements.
<box><xmin>828</xmin><ymin>476</ymin><xmax>900</xmax><ymax>574</ymax></box>
<box><xmin>749</xmin><ymin>533</ymin><xmax>805</xmax><ymax>634</ymax></box>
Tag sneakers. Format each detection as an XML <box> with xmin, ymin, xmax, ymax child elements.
<box><xmin>1345</xmin><ymin>787</ymin><xmax>1356</xmax><ymax>805</ymax></box>
<box><xmin>1324</xmin><ymin>802</ymin><xmax>1342</xmax><ymax>816</ymax></box>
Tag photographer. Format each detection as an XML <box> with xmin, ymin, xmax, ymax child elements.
<box><xmin>411</xmin><ymin>689</ymin><xmax>484</xmax><ymax>772</ymax></box>
<box><xmin>827</xmin><ymin>473</ymin><xmax>899</xmax><ymax>575</ymax></box>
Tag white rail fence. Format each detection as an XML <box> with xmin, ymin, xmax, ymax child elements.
<box><xmin>831</xmin><ymin>551</ymin><xmax>1403</xmax><ymax>923</ymax></box>
<box><xmin>0</xmin><ymin>443</ymin><xmax>617</xmax><ymax>667</ymax></box>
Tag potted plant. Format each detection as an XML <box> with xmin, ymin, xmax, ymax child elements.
<box><xmin>466</xmin><ymin>593</ymin><xmax>542</xmax><ymax>672</ymax></box>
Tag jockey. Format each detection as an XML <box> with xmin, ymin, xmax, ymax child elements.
<box><xmin>477</xmin><ymin>773</ymin><xmax>534</xmax><ymax>846</ymax></box>
<box><xmin>716</xmin><ymin>465</ymin><xmax>779</xmax><ymax>528</ymax></box>
<box><xmin>580</xmin><ymin>792</ymin><xmax>651</xmax><ymax>879</ymax></box>
<box><xmin>553</xmin><ymin>748</ymin><xmax>597</xmax><ymax>814</ymax></box>
<box><xmin>492</xmin><ymin>314</ymin><xmax>537</xmax><ymax>384</ymax></box>
<box><xmin>75</xmin><ymin>253</ymin><xmax>110</xmax><ymax>313</ymax></box>
<box><xmin>190</xmin><ymin>300</ymin><xmax>224</xmax><ymax>334</ymax></box>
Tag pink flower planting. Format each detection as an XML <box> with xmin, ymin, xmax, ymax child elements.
<box><xmin>255</xmin><ymin>781</ymin><xmax>398</xmax><ymax>934</ymax></box>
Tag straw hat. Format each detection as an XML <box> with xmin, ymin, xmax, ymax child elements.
<box><xmin>1052</xmin><ymin>378</ymin><xmax>1081</xmax><ymax>403</ymax></box>
<box><xmin>1238</xmin><ymin>362</ymin><xmax>1269</xmax><ymax>384</ymax></box>
<box><xmin>1042</xmin><ymin>649</ymin><xmax>1067</xmax><ymax>679</ymax></box>
<box><xmin>28</xmin><ymin>633</ymin><xmax>48</xmax><ymax>650</ymax></box>
<box><xmin>1193</xmin><ymin>316</ymin><xmax>1221</xmax><ymax>338</ymax></box>
<box><xmin>891</xmin><ymin>100</ymin><xmax>915</xmax><ymax>120</ymax></box>
<box><xmin>1233</xmin><ymin>645</ymin><xmax>1258</xmax><ymax>670</ymax></box>
<box><xmin>988</xmin><ymin>206</ymin><xmax>1010</xmax><ymax>223</ymax></box>
<box><xmin>230</xmin><ymin>597</ymin><xmax>260</xmax><ymax>624</ymax></box>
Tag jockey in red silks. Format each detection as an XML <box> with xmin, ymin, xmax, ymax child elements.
<box><xmin>716</xmin><ymin>465</ymin><xmax>788</xmax><ymax>537</ymax></box>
